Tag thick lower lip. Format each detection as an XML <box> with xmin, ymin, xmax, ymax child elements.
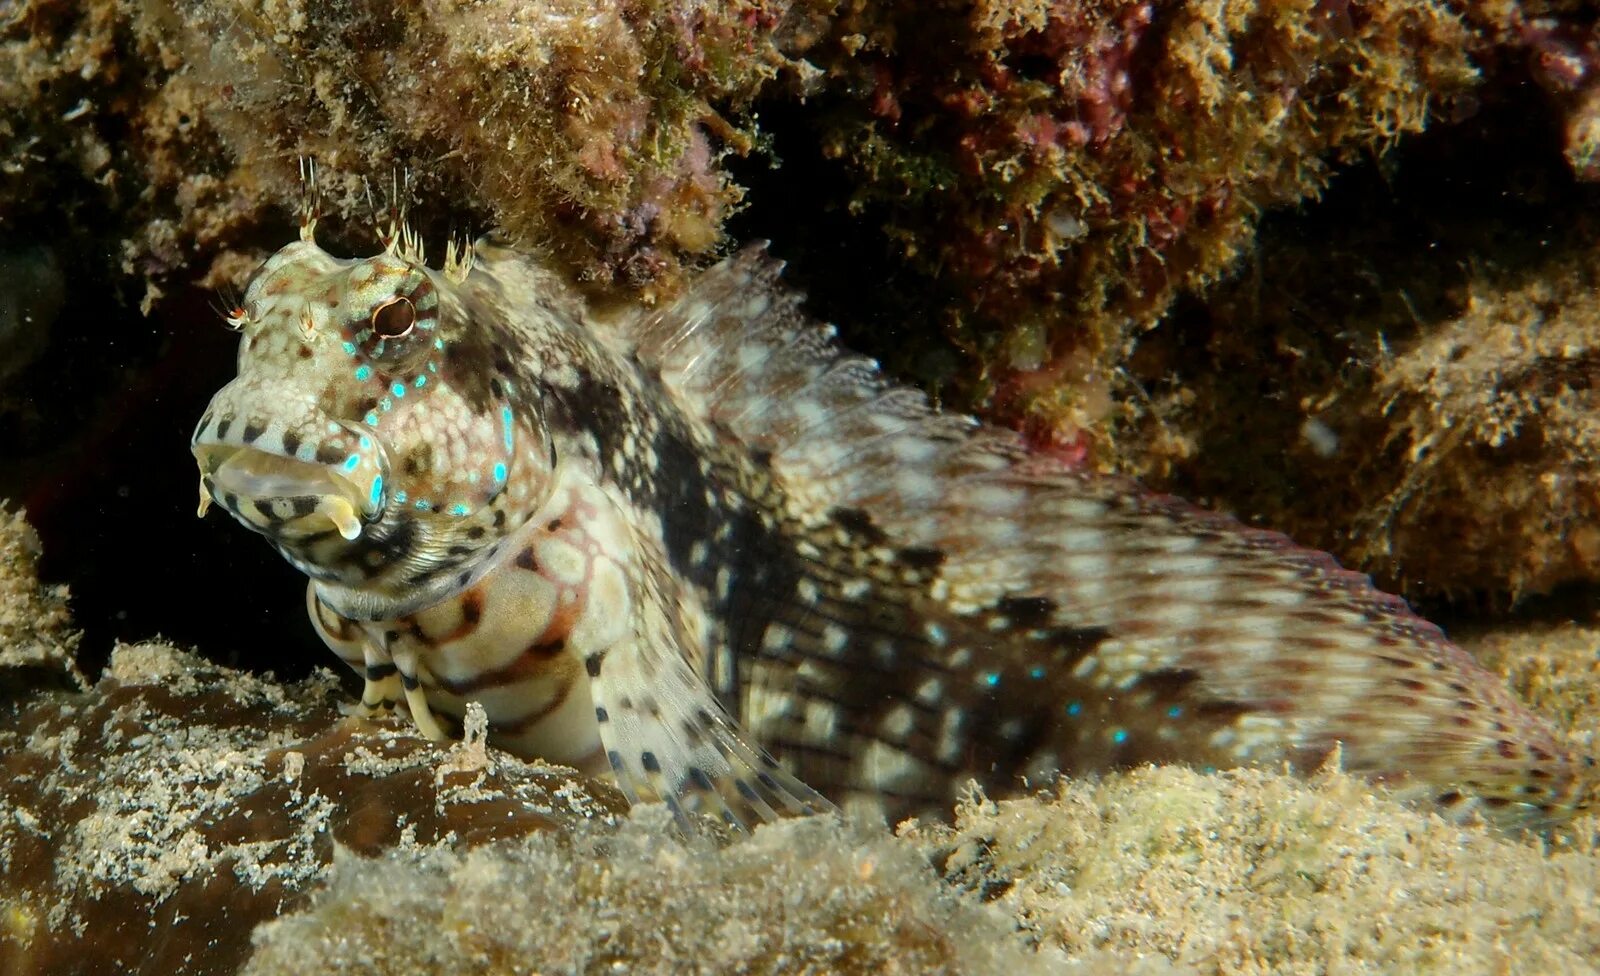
<box><xmin>194</xmin><ymin>444</ymin><xmax>373</xmax><ymax>540</ymax></box>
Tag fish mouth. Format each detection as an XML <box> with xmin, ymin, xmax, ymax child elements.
<box><xmin>193</xmin><ymin>444</ymin><xmax>375</xmax><ymax>541</ymax></box>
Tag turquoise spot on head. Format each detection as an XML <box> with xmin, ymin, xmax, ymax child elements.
<box><xmin>492</xmin><ymin>462</ymin><xmax>507</xmax><ymax>483</ymax></box>
<box><xmin>1028</xmin><ymin>666</ymin><xmax>1045</xmax><ymax>680</ymax></box>
<box><xmin>413</xmin><ymin>374</ymin><xmax>427</xmax><ymax>388</ymax></box>
<box><xmin>358</xmin><ymin>436</ymin><xmax>371</xmax><ymax>450</ymax></box>
<box><xmin>341</xmin><ymin>341</ymin><xmax>357</xmax><ymax>356</ymax></box>
<box><xmin>355</xmin><ymin>365</ymin><xmax>372</xmax><ymax>382</ymax></box>
<box><xmin>394</xmin><ymin>490</ymin><xmax>408</xmax><ymax>504</ymax></box>
<box><xmin>450</xmin><ymin>503</ymin><xmax>469</xmax><ymax>516</ymax></box>
<box><xmin>500</xmin><ymin>406</ymin><xmax>515</xmax><ymax>451</ymax></box>
<box><xmin>982</xmin><ymin>671</ymin><xmax>1000</xmax><ymax>688</ymax></box>
<box><xmin>391</xmin><ymin>381</ymin><xmax>406</xmax><ymax>398</ymax></box>
<box><xmin>368</xmin><ymin>475</ymin><xmax>383</xmax><ymax>507</ymax></box>
<box><xmin>1066</xmin><ymin>701</ymin><xmax>1082</xmax><ymax>717</ymax></box>
<box><xmin>1166</xmin><ymin>705</ymin><xmax>1183</xmax><ymax>719</ymax></box>
<box><xmin>415</xmin><ymin>498</ymin><xmax>430</xmax><ymax>511</ymax></box>
<box><xmin>342</xmin><ymin>454</ymin><xmax>360</xmax><ymax>472</ymax></box>
<box><xmin>364</xmin><ymin>411</ymin><xmax>379</xmax><ymax>426</ymax></box>
<box><xmin>1111</xmin><ymin>728</ymin><xmax>1128</xmax><ymax>744</ymax></box>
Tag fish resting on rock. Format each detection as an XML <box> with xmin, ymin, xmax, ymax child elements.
<box><xmin>191</xmin><ymin>184</ymin><xmax>1594</xmax><ymax>832</ymax></box>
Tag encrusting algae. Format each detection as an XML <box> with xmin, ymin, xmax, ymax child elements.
<box><xmin>0</xmin><ymin>638</ymin><xmax>625</xmax><ymax>976</ymax></box>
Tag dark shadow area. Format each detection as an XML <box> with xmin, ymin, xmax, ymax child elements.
<box><xmin>4</xmin><ymin>224</ymin><xmax>329</xmax><ymax>682</ymax></box>
<box><xmin>722</xmin><ymin>96</ymin><xmax>975</xmax><ymax>404</ymax></box>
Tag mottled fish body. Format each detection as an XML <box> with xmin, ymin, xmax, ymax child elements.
<box><xmin>192</xmin><ymin>210</ymin><xmax>1593</xmax><ymax>830</ymax></box>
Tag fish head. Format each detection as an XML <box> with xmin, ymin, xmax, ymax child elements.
<box><xmin>192</xmin><ymin>237</ymin><xmax>551</xmax><ymax>607</ymax></box>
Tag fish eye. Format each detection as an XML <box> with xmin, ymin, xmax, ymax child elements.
<box><xmin>371</xmin><ymin>297</ymin><xmax>416</xmax><ymax>339</ymax></box>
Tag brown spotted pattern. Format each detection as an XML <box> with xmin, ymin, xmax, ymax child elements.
<box><xmin>196</xmin><ymin>227</ymin><xmax>1594</xmax><ymax>832</ymax></box>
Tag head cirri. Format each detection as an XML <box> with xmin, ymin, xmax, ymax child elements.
<box><xmin>192</xmin><ymin>227</ymin><xmax>549</xmax><ymax>617</ymax></box>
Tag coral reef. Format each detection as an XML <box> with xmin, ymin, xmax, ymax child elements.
<box><xmin>2</xmin><ymin>519</ymin><xmax>1599</xmax><ymax>973</ymax></box>
<box><xmin>243</xmin><ymin>814</ymin><xmax>1062</xmax><ymax>976</ymax></box>
<box><xmin>3</xmin><ymin>0</ymin><xmax>1600</xmax><ymax>969</ymax></box>
<box><xmin>2</xmin><ymin>0</ymin><xmax>814</xmax><ymax>295</ymax></box>
<box><xmin>0</xmin><ymin>504</ymin><xmax>80</xmax><ymax>690</ymax></box>
<box><xmin>1111</xmin><ymin>109</ymin><xmax>1600</xmax><ymax>601</ymax></box>
<box><xmin>5</xmin><ymin>0</ymin><xmax>1594</xmax><ymax>611</ymax></box>
<box><xmin>918</xmin><ymin>764</ymin><xmax>1600</xmax><ymax>975</ymax></box>
<box><xmin>7</xmin><ymin>644</ymin><xmax>1598</xmax><ymax>976</ymax></box>
<box><xmin>0</xmin><ymin>640</ymin><xmax>625</xmax><ymax>976</ymax></box>
<box><xmin>786</xmin><ymin>0</ymin><xmax>1479</xmax><ymax>441</ymax></box>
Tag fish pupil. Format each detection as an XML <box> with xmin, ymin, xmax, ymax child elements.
<box><xmin>371</xmin><ymin>297</ymin><xmax>416</xmax><ymax>338</ymax></box>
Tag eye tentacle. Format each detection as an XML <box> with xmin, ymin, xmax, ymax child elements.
<box><xmin>298</xmin><ymin>156</ymin><xmax>322</xmax><ymax>244</ymax></box>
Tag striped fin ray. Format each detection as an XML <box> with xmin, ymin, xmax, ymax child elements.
<box><xmin>587</xmin><ymin>520</ymin><xmax>835</xmax><ymax>832</ymax></box>
<box><xmin>621</xmin><ymin>246</ymin><xmax>1593</xmax><ymax>830</ymax></box>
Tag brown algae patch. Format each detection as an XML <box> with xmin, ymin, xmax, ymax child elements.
<box><xmin>0</xmin><ymin>642</ymin><xmax>624</xmax><ymax>976</ymax></box>
<box><xmin>242</xmin><ymin>811</ymin><xmax>1070</xmax><ymax>976</ymax></box>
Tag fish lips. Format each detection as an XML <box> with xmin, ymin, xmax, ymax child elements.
<box><xmin>192</xmin><ymin>443</ymin><xmax>380</xmax><ymax>542</ymax></box>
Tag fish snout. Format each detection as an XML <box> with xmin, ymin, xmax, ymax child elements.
<box><xmin>191</xmin><ymin>397</ymin><xmax>389</xmax><ymax>542</ymax></box>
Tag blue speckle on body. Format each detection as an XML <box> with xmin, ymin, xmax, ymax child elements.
<box><xmin>492</xmin><ymin>462</ymin><xmax>507</xmax><ymax>483</ymax></box>
<box><xmin>1066</xmin><ymin>701</ymin><xmax>1082</xmax><ymax>717</ymax></box>
<box><xmin>391</xmin><ymin>382</ymin><xmax>406</xmax><ymax>398</ymax></box>
<box><xmin>355</xmin><ymin>365</ymin><xmax>372</xmax><ymax>382</ymax></box>
<box><xmin>342</xmin><ymin>454</ymin><xmax>360</xmax><ymax>472</ymax></box>
<box><xmin>1111</xmin><ymin>728</ymin><xmax>1128</xmax><ymax>744</ymax></box>
<box><xmin>451</xmin><ymin>503</ymin><xmax>469</xmax><ymax>516</ymax></box>
<box><xmin>369</xmin><ymin>475</ymin><xmax>383</xmax><ymax>507</ymax></box>
<box><xmin>413</xmin><ymin>375</ymin><xmax>427</xmax><ymax>388</ymax></box>
<box><xmin>1028</xmin><ymin>666</ymin><xmax>1045</xmax><ymax>680</ymax></box>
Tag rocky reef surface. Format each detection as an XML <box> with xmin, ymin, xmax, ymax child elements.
<box><xmin>1</xmin><ymin>509</ymin><xmax>1598</xmax><ymax>974</ymax></box>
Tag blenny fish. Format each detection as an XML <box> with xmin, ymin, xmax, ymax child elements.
<box><xmin>191</xmin><ymin>193</ymin><xmax>1594</xmax><ymax>831</ymax></box>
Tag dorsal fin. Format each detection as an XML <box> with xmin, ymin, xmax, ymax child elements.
<box><xmin>614</xmin><ymin>246</ymin><xmax>1592</xmax><ymax>830</ymax></box>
